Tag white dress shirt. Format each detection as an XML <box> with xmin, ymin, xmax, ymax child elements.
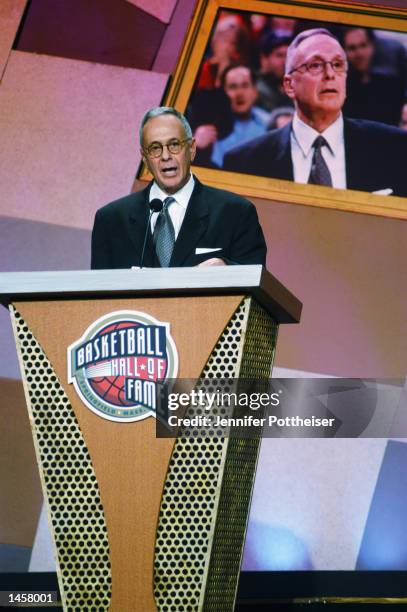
<box><xmin>290</xmin><ymin>113</ymin><xmax>346</xmax><ymax>189</ymax></box>
<box><xmin>149</xmin><ymin>174</ymin><xmax>195</xmax><ymax>239</ymax></box>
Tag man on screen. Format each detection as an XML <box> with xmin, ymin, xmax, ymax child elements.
<box><xmin>342</xmin><ymin>27</ymin><xmax>404</xmax><ymax>126</ymax></box>
<box><xmin>91</xmin><ymin>107</ymin><xmax>266</xmax><ymax>269</ymax></box>
<box><xmin>194</xmin><ymin>65</ymin><xmax>270</xmax><ymax>168</ymax></box>
<box><xmin>224</xmin><ymin>28</ymin><xmax>407</xmax><ymax>197</ymax></box>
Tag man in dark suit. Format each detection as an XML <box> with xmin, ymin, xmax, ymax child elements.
<box><xmin>224</xmin><ymin>28</ymin><xmax>407</xmax><ymax>198</ymax></box>
<box><xmin>91</xmin><ymin>107</ymin><xmax>266</xmax><ymax>269</ymax></box>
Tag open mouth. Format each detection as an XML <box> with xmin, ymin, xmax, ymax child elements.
<box><xmin>320</xmin><ymin>88</ymin><xmax>338</xmax><ymax>95</ymax></box>
<box><xmin>161</xmin><ymin>166</ymin><xmax>178</xmax><ymax>176</ymax></box>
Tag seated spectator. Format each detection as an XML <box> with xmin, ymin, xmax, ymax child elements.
<box><xmin>249</xmin><ymin>13</ymin><xmax>270</xmax><ymax>45</ymax></box>
<box><xmin>343</xmin><ymin>27</ymin><xmax>404</xmax><ymax>126</ymax></box>
<box><xmin>270</xmin><ymin>17</ymin><xmax>296</xmax><ymax>38</ymax></box>
<box><xmin>371</xmin><ymin>30</ymin><xmax>407</xmax><ymax>98</ymax></box>
<box><xmin>256</xmin><ymin>34</ymin><xmax>294</xmax><ymax>111</ymax></box>
<box><xmin>186</xmin><ymin>86</ymin><xmax>232</xmax><ymax>144</ymax></box>
<box><xmin>268</xmin><ymin>106</ymin><xmax>294</xmax><ymax>130</ymax></box>
<box><xmin>197</xmin><ymin>12</ymin><xmax>252</xmax><ymax>90</ymax></box>
<box><xmin>194</xmin><ymin>65</ymin><xmax>270</xmax><ymax>168</ymax></box>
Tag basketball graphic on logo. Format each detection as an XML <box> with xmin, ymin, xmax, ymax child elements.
<box><xmin>88</xmin><ymin>321</ymin><xmax>139</xmax><ymax>408</ymax></box>
<box><xmin>67</xmin><ymin>311</ymin><xmax>178</xmax><ymax>423</ymax></box>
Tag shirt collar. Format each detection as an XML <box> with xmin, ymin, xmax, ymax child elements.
<box><xmin>234</xmin><ymin>108</ymin><xmax>255</xmax><ymax>123</ymax></box>
<box><xmin>292</xmin><ymin>113</ymin><xmax>344</xmax><ymax>157</ymax></box>
<box><xmin>149</xmin><ymin>174</ymin><xmax>195</xmax><ymax>209</ymax></box>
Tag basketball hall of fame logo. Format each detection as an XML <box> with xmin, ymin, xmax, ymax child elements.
<box><xmin>67</xmin><ymin>310</ymin><xmax>178</xmax><ymax>422</ymax></box>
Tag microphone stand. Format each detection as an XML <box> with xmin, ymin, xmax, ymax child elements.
<box><xmin>139</xmin><ymin>199</ymin><xmax>163</xmax><ymax>269</ymax></box>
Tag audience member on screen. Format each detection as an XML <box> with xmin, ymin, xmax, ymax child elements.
<box><xmin>197</xmin><ymin>13</ymin><xmax>252</xmax><ymax>90</ymax></box>
<box><xmin>370</xmin><ymin>30</ymin><xmax>407</xmax><ymax>98</ymax></box>
<box><xmin>224</xmin><ymin>28</ymin><xmax>407</xmax><ymax>197</ymax></box>
<box><xmin>194</xmin><ymin>66</ymin><xmax>270</xmax><ymax>168</ymax></box>
<box><xmin>342</xmin><ymin>27</ymin><xmax>404</xmax><ymax>126</ymax></box>
<box><xmin>256</xmin><ymin>34</ymin><xmax>293</xmax><ymax>112</ymax></box>
<box><xmin>91</xmin><ymin>107</ymin><xmax>266</xmax><ymax>270</ymax></box>
<box><xmin>269</xmin><ymin>17</ymin><xmax>296</xmax><ymax>39</ymax></box>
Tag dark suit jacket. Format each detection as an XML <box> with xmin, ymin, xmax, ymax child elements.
<box><xmin>91</xmin><ymin>177</ymin><xmax>266</xmax><ymax>269</ymax></box>
<box><xmin>223</xmin><ymin>118</ymin><xmax>407</xmax><ymax>197</ymax></box>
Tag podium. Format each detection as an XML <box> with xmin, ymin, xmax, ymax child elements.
<box><xmin>1</xmin><ymin>266</ymin><xmax>301</xmax><ymax>611</ymax></box>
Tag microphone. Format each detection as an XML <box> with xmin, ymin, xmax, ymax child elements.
<box><xmin>150</xmin><ymin>198</ymin><xmax>163</xmax><ymax>213</ymax></box>
<box><xmin>139</xmin><ymin>199</ymin><xmax>163</xmax><ymax>269</ymax></box>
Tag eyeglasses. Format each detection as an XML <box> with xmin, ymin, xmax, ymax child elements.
<box><xmin>289</xmin><ymin>59</ymin><xmax>348</xmax><ymax>75</ymax></box>
<box><xmin>144</xmin><ymin>138</ymin><xmax>191</xmax><ymax>158</ymax></box>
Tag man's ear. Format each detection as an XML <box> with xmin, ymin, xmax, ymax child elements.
<box><xmin>283</xmin><ymin>74</ymin><xmax>295</xmax><ymax>99</ymax></box>
<box><xmin>140</xmin><ymin>148</ymin><xmax>148</xmax><ymax>165</ymax></box>
<box><xmin>141</xmin><ymin>149</ymin><xmax>152</xmax><ymax>175</ymax></box>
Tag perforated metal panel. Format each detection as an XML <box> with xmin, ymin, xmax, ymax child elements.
<box><xmin>154</xmin><ymin>298</ymin><xmax>278</xmax><ymax>611</ymax></box>
<box><xmin>10</xmin><ymin>306</ymin><xmax>111</xmax><ymax>611</ymax></box>
<box><xmin>202</xmin><ymin>298</ymin><xmax>277</xmax><ymax>611</ymax></box>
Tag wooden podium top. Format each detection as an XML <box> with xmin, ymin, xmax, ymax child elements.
<box><xmin>0</xmin><ymin>265</ymin><xmax>301</xmax><ymax>323</ymax></box>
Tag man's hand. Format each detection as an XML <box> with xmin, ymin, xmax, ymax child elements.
<box><xmin>198</xmin><ymin>258</ymin><xmax>226</xmax><ymax>267</ymax></box>
<box><xmin>194</xmin><ymin>125</ymin><xmax>218</xmax><ymax>149</ymax></box>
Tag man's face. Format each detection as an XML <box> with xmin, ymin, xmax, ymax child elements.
<box><xmin>260</xmin><ymin>45</ymin><xmax>288</xmax><ymax>79</ymax></box>
<box><xmin>344</xmin><ymin>29</ymin><xmax>374</xmax><ymax>74</ymax></box>
<box><xmin>141</xmin><ymin>114</ymin><xmax>196</xmax><ymax>195</ymax></box>
<box><xmin>224</xmin><ymin>66</ymin><xmax>257</xmax><ymax>116</ymax></box>
<box><xmin>284</xmin><ymin>34</ymin><xmax>347</xmax><ymax>126</ymax></box>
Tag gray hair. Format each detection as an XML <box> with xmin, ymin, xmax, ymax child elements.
<box><xmin>139</xmin><ymin>106</ymin><xmax>192</xmax><ymax>145</ymax></box>
<box><xmin>285</xmin><ymin>28</ymin><xmax>341</xmax><ymax>74</ymax></box>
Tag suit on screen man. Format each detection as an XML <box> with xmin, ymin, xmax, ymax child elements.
<box><xmin>91</xmin><ymin>107</ymin><xmax>266</xmax><ymax>269</ymax></box>
<box><xmin>224</xmin><ymin>28</ymin><xmax>407</xmax><ymax>198</ymax></box>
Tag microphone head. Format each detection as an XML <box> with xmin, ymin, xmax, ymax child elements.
<box><xmin>149</xmin><ymin>198</ymin><xmax>163</xmax><ymax>213</ymax></box>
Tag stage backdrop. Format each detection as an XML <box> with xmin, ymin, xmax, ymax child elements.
<box><xmin>0</xmin><ymin>0</ymin><xmax>406</xmax><ymax>578</ymax></box>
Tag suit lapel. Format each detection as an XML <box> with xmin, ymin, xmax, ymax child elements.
<box><xmin>344</xmin><ymin>119</ymin><xmax>361</xmax><ymax>190</ymax></box>
<box><xmin>170</xmin><ymin>179</ymin><xmax>209</xmax><ymax>266</ymax></box>
<box><xmin>271</xmin><ymin>124</ymin><xmax>294</xmax><ymax>181</ymax></box>
<box><xmin>344</xmin><ymin>118</ymin><xmax>380</xmax><ymax>192</ymax></box>
<box><xmin>128</xmin><ymin>183</ymin><xmax>156</xmax><ymax>267</ymax></box>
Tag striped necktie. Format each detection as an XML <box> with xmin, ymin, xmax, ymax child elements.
<box><xmin>153</xmin><ymin>196</ymin><xmax>175</xmax><ymax>267</ymax></box>
<box><xmin>308</xmin><ymin>135</ymin><xmax>332</xmax><ymax>187</ymax></box>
